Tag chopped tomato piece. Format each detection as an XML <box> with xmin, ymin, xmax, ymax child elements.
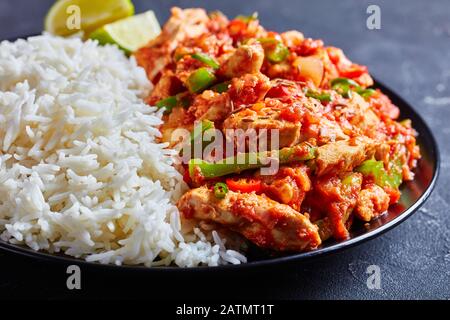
<box><xmin>226</xmin><ymin>177</ymin><xmax>262</xmax><ymax>193</ymax></box>
<box><xmin>228</xmin><ymin>19</ymin><xmax>248</xmax><ymax>41</ymax></box>
<box><xmin>279</xmin><ymin>106</ymin><xmax>302</xmax><ymax>122</ymax></box>
<box><xmin>385</xmin><ymin>186</ymin><xmax>401</xmax><ymax>204</ymax></box>
<box><xmin>294</xmin><ymin>38</ymin><xmax>324</xmax><ymax>56</ymax></box>
<box><xmin>266</xmin><ymin>84</ymin><xmax>292</xmax><ymax>100</ymax></box>
<box><xmin>340</xmin><ymin>64</ymin><xmax>368</xmax><ymax>79</ymax></box>
<box><xmin>327</xmin><ymin>47</ymin><xmax>341</xmax><ymax>65</ymax></box>
<box><xmin>183</xmin><ymin>167</ymin><xmax>192</xmax><ymax>185</ymax></box>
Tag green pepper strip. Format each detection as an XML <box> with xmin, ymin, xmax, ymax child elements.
<box><xmin>214</xmin><ymin>182</ymin><xmax>229</xmax><ymax>199</ymax></box>
<box><xmin>190</xmin><ymin>119</ymin><xmax>214</xmax><ymax>147</ymax></box>
<box><xmin>330</xmin><ymin>77</ymin><xmax>359</xmax><ymax>88</ymax></box>
<box><xmin>235</xmin><ymin>12</ymin><xmax>258</xmax><ymax>23</ymax></box>
<box><xmin>258</xmin><ymin>38</ymin><xmax>289</xmax><ymax>63</ymax></box>
<box><xmin>211</xmin><ymin>81</ymin><xmax>231</xmax><ymax>93</ymax></box>
<box><xmin>355</xmin><ymin>88</ymin><xmax>376</xmax><ymax>99</ymax></box>
<box><xmin>186</xmin><ymin>68</ymin><xmax>217</xmax><ymax>93</ymax></box>
<box><xmin>174</xmin><ymin>49</ymin><xmax>190</xmax><ymax>61</ymax></box>
<box><xmin>355</xmin><ymin>159</ymin><xmax>403</xmax><ymax>189</ymax></box>
<box><xmin>305</xmin><ymin>89</ymin><xmax>331</xmax><ymax>103</ymax></box>
<box><xmin>330</xmin><ymin>77</ymin><xmax>376</xmax><ymax>100</ymax></box>
<box><xmin>189</xmin><ymin>142</ymin><xmax>317</xmax><ymax>179</ymax></box>
<box><xmin>341</xmin><ymin>172</ymin><xmax>362</xmax><ymax>187</ymax></box>
<box><xmin>181</xmin><ymin>120</ymin><xmax>215</xmax><ymax>158</ymax></box>
<box><xmin>267</xmin><ymin>42</ymin><xmax>289</xmax><ymax>63</ymax></box>
<box><xmin>330</xmin><ymin>77</ymin><xmax>358</xmax><ymax>98</ymax></box>
<box><xmin>155</xmin><ymin>96</ymin><xmax>178</xmax><ymax>113</ymax></box>
<box><xmin>191</xmin><ymin>53</ymin><xmax>220</xmax><ymax>70</ymax></box>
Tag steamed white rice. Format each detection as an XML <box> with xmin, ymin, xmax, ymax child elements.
<box><xmin>0</xmin><ymin>34</ymin><xmax>246</xmax><ymax>267</ymax></box>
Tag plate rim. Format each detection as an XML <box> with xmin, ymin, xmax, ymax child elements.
<box><xmin>0</xmin><ymin>35</ymin><xmax>440</xmax><ymax>272</ymax></box>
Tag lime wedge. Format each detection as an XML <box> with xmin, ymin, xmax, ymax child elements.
<box><xmin>90</xmin><ymin>11</ymin><xmax>161</xmax><ymax>54</ymax></box>
<box><xmin>44</xmin><ymin>0</ymin><xmax>134</xmax><ymax>37</ymax></box>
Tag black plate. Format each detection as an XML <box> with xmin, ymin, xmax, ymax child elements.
<box><xmin>0</xmin><ymin>35</ymin><xmax>440</xmax><ymax>272</ymax></box>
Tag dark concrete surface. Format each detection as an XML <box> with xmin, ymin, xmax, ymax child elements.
<box><xmin>0</xmin><ymin>0</ymin><xmax>448</xmax><ymax>300</ymax></box>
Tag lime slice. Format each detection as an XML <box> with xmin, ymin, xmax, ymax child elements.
<box><xmin>89</xmin><ymin>11</ymin><xmax>161</xmax><ymax>54</ymax></box>
<box><xmin>90</xmin><ymin>11</ymin><xmax>161</xmax><ymax>54</ymax></box>
<box><xmin>44</xmin><ymin>0</ymin><xmax>134</xmax><ymax>37</ymax></box>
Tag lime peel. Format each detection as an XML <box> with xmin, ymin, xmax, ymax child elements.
<box><xmin>45</xmin><ymin>0</ymin><xmax>135</xmax><ymax>37</ymax></box>
<box><xmin>90</xmin><ymin>10</ymin><xmax>161</xmax><ymax>54</ymax></box>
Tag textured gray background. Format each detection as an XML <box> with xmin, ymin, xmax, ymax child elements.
<box><xmin>0</xmin><ymin>0</ymin><xmax>448</xmax><ymax>300</ymax></box>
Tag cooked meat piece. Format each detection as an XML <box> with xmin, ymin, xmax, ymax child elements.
<box><xmin>265</xmin><ymin>79</ymin><xmax>305</xmax><ymax>102</ymax></box>
<box><xmin>228</xmin><ymin>73</ymin><xmax>271</xmax><ymax>106</ymax></box>
<box><xmin>256</xmin><ymin>164</ymin><xmax>311</xmax><ymax>211</ymax></box>
<box><xmin>146</xmin><ymin>72</ymin><xmax>183</xmax><ymax>105</ymax></box>
<box><xmin>339</xmin><ymin>93</ymin><xmax>381</xmax><ymax>136</ymax></box>
<box><xmin>178</xmin><ymin>187</ymin><xmax>321</xmax><ymax>251</ymax></box>
<box><xmin>264</xmin><ymin>60</ymin><xmax>295</xmax><ymax>80</ymax></box>
<box><xmin>223</xmin><ymin>104</ymin><xmax>302</xmax><ymax>149</ymax></box>
<box><xmin>304</xmin><ymin>115</ymin><xmax>349</xmax><ymax>145</ymax></box>
<box><xmin>175</xmin><ymin>55</ymin><xmax>205</xmax><ymax>85</ymax></box>
<box><xmin>275</xmin><ymin>95</ymin><xmax>348</xmax><ymax>144</ymax></box>
<box><xmin>369</xmin><ymin>91</ymin><xmax>400</xmax><ymax>120</ymax></box>
<box><xmin>314</xmin><ymin>218</ymin><xmax>334</xmax><ymax>241</ymax></box>
<box><xmin>187</xmin><ymin>90</ymin><xmax>232</xmax><ymax>122</ymax></box>
<box><xmin>134</xmin><ymin>46</ymin><xmax>170</xmax><ymax>84</ymax></box>
<box><xmin>315</xmin><ymin>137</ymin><xmax>377</xmax><ymax>176</ymax></box>
<box><xmin>134</xmin><ymin>7</ymin><xmax>209</xmax><ymax>82</ymax></box>
<box><xmin>355</xmin><ymin>184</ymin><xmax>390</xmax><ymax>222</ymax></box>
<box><xmin>175</xmin><ymin>31</ymin><xmax>234</xmax><ymax>61</ymax></box>
<box><xmin>375</xmin><ymin>142</ymin><xmax>390</xmax><ymax>165</ymax></box>
<box><xmin>309</xmin><ymin>172</ymin><xmax>362</xmax><ymax>240</ymax></box>
<box><xmin>149</xmin><ymin>7</ymin><xmax>209</xmax><ymax>50</ymax></box>
<box><xmin>219</xmin><ymin>41</ymin><xmax>265</xmax><ymax>78</ymax></box>
<box><xmin>314</xmin><ymin>215</ymin><xmax>354</xmax><ymax>241</ymax></box>
<box><xmin>280</xmin><ymin>30</ymin><xmax>305</xmax><ymax>48</ymax></box>
<box><xmin>160</xmin><ymin>107</ymin><xmax>192</xmax><ymax>144</ymax></box>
